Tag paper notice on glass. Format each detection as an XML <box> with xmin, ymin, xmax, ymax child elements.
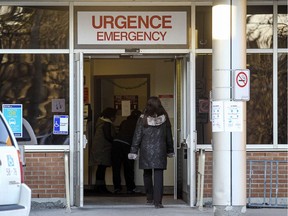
<box><xmin>224</xmin><ymin>101</ymin><xmax>243</xmax><ymax>132</ymax></box>
<box><xmin>212</xmin><ymin>101</ymin><xmax>224</xmax><ymax>132</ymax></box>
<box><xmin>159</xmin><ymin>95</ymin><xmax>174</xmax><ymax>117</ymax></box>
<box><xmin>121</xmin><ymin>100</ymin><xmax>131</xmax><ymax>116</ymax></box>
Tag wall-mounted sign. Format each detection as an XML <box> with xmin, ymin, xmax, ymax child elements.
<box><xmin>159</xmin><ymin>94</ymin><xmax>174</xmax><ymax>117</ymax></box>
<box><xmin>77</xmin><ymin>11</ymin><xmax>187</xmax><ymax>45</ymax></box>
<box><xmin>53</xmin><ymin>115</ymin><xmax>69</xmax><ymax>135</ymax></box>
<box><xmin>52</xmin><ymin>99</ymin><xmax>65</xmax><ymax>113</ymax></box>
<box><xmin>114</xmin><ymin>95</ymin><xmax>138</xmax><ymax>111</ymax></box>
<box><xmin>233</xmin><ymin>69</ymin><xmax>250</xmax><ymax>101</ymax></box>
<box><xmin>212</xmin><ymin>101</ymin><xmax>224</xmax><ymax>132</ymax></box>
<box><xmin>84</xmin><ymin>87</ymin><xmax>89</xmax><ymax>104</ymax></box>
<box><xmin>2</xmin><ymin>104</ymin><xmax>23</xmax><ymax>138</ymax></box>
<box><xmin>224</xmin><ymin>101</ymin><xmax>243</xmax><ymax>132</ymax></box>
<box><xmin>199</xmin><ymin>99</ymin><xmax>209</xmax><ymax>113</ymax></box>
<box><xmin>211</xmin><ymin>101</ymin><xmax>243</xmax><ymax>132</ymax></box>
<box><xmin>121</xmin><ymin>100</ymin><xmax>131</xmax><ymax>117</ymax></box>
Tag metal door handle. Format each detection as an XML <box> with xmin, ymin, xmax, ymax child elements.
<box><xmin>181</xmin><ymin>139</ymin><xmax>188</xmax><ymax>148</ymax></box>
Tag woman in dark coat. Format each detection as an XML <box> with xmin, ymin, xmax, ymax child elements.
<box><xmin>90</xmin><ymin>107</ymin><xmax>117</xmax><ymax>194</ymax></box>
<box><xmin>129</xmin><ymin>96</ymin><xmax>174</xmax><ymax>208</ymax></box>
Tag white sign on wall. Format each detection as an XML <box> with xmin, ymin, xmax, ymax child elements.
<box><xmin>224</xmin><ymin>101</ymin><xmax>243</xmax><ymax>132</ymax></box>
<box><xmin>121</xmin><ymin>100</ymin><xmax>131</xmax><ymax>117</ymax></box>
<box><xmin>159</xmin><ymin>94</ymin><xmax>174</xmax><ymax>118</ymax></box>
<box><xmin>212</xmin><ymin>101</ymin><xmax>224</xmax><ymax>132</ymax></box>
<box><xmin>212</xmin><ymin>101</ymin><xmax>243</xmax><ymax>132</ymax></box>
<box><xmin>77</xmin><ymin>11</ymin><xmax>187</xmax><ymax>45</ymax></box>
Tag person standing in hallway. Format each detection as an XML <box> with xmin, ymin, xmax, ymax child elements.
<box><xmin>129</xmin><ymin>96</ymin><xmax>174</xmax><ymax>208</ymax></box>
<box><xmin>112</xmin><ymin>109</ymin><xmax>142</xmax><ymax>194</ymax></box>
<box><xmin>90</xmin><ymin>107</ymin><xmax>117</xmax><ymax>194</ymax></box>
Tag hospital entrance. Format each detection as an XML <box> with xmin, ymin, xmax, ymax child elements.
<box><xmin>80</xmin><ymin>54</ymin><xmax>193</xmax><ymax>206</ymax></box>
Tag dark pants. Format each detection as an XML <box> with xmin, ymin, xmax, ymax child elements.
<box><xmin>112</xmin><ymin>141</ymin><xmax>136</xmax><ymax>191</ymax></box>
<box><xmin>96</xmin><ymin>165</ymin><xmax>107</xmax><ymax>181</ymax></box>
<box><xmin>143</xmin><ymin>169</ymin><xmax>164</xmax><ymax>205</ymax></box>
<box><xmin>95</xmin><ymin>165</ymin><xmax>109</xmax><ymax>193</ymax></box>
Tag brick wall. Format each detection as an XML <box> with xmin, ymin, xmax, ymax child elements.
<box><xmin>197</xmin><ymin>151</ymin><xmax>288</xmax><ymax>199</ymax></box>
<box><xmin>246</xmin><ymin>152</ymin><xmax>288</xmax><ymax>199</ymax></box>
<box><xmin>24</xmin><ymin>152</ymin><xmax>66</xmax><ymax>198</ymax></box>
<box><xmin>24</xmin><ymin>151</ymin><xmax>287</xmax><ymax>200</ymax></box>
<box><xmin>196</xmin><ymin>152</ymin><xmax>213</xmax><ymax>198</ymax></box>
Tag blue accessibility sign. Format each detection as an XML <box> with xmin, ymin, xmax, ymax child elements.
<box><xmin>7</xmin><ymin>155</ymin><xmax>15</xmax><ymax>167</ymax></box>
<box><xmin>53</xmin><ymin>115</ymin><xmax>69</xmax><ymax>135</ymax></box>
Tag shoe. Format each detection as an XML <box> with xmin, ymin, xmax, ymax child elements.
<box><xmin>146</xmin><ymin>200</ymin><xmax>154</xmax><ymax>205</ymax></box>
<box><xmin>103</xmin><ymin>189</ymin><xmax>112</xmax><ymax>194</ymax></box>
<box><xmin>95</xmin><ymin>186</ymin><xmax>112</xmax><ymax>194</ymax></box>
<box><xmin>113</xmin><ymin>188</ymin><xmax>121</xmax><ymax>194</ymax></box>
<box><xmin>127</xmin><ymin>188</ymin><xmax>141</xmax><ymax>194</ymax></box>
<box><xmin>154</xmin><ymin>203</ymin><xmax>164</xmax><ymax>208</ymax></box>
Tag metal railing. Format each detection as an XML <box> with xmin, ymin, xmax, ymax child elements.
<box><xmin>196</xmin><ymin>149</ymin><xmax>205</xmax><ymax>210</ymax></box>
<box><xmin>247</xmin><ymin>160</ymin><xmax>288</xmax><ymax>208</ymax></box>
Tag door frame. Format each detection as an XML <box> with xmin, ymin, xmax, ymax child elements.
<box><xmin>174</xmin><ymin>54</ymin><xmax>196</xmax><ymax>207</ymax></box>
<box><xmin>71</xmin><ymin>49</ymin><xmax>196</xmax><ymax>207</ymax></box>
<box><xmin>73</xmin><ymin>52</ymin><xmax>85</xmax><ymax>207</ymax></box>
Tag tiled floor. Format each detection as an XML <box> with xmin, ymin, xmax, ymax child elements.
<box><xmin>84</xmin><ymin>194</ymin><xmax>187</xmax><ymax>206</ymax></box>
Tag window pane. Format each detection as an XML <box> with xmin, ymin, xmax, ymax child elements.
<box><xmin>247</xmin><ymin>6</ymin><xmax>273</xmax><ymax>49</ymax></box>
<box><xmin>0</xmin><ymin>6</ymin><xmax>69</xmax><ymax>49</ymax></box>
<box><xmin>196</xmin><ymin>6</ymin><xmax>212</xmax><ymax>49</ymax></box>
<box><xmin>278</xmin><ymin>5</ymin><xmax>288</xmax><ymax>48</ymax></box>
<box><xmin>196</xmin><ymin>54</ymin><xmax>212</xmax><ymax>144</ymax></box>
<box><xmin>247</xmin><ymin>54</ymin><xmax>273</xmax><ymax>144</ymax></box>
<box><xmin>278</xmin><ymin>53</ymin><xmax>287</xmax><ymax>144</ymax></box>
<box><xmin>0</xmin><ymin>54</ymin><xmax>69</xmax><ymax>145</ymax></box>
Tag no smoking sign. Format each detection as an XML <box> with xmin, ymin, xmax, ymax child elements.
<box><xmin>233</xmin><ymin>69</ymin><xmax>250</xmax><ymax>101</ymax></box>
<box><xmin>236</xmin><ymin>72</ymin><xmax>248</xmax><ymax>87</ymax></box>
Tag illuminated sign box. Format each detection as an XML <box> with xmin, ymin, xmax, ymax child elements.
<box><xmin>77</xmin><ymin>11</ymin><xmax>187</xmax><ymax>45</ymax></box>
<box><xmin>2</xmin><ymin>104</ymin><xmax>23</xmax><ymax>138</ymax></box>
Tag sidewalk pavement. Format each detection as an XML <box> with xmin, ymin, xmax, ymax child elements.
<box><xmin>30</xmin><ymin>205</ymin><xmax>288</xmax><ymax>216</ymax></box>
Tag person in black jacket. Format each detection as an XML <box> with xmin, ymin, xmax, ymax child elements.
<box><xmin>112</xmin><ymin>109</ymin><xmax>141</xmax><ymax>194</ymax></box>
<box><xmin>90</xmin><ymin>107</ymin><xmax>117</xmax><ymax>194</ymax></box>
<box><xmin>129</xmin><ymin>96</ymin><xmax>174</xmax><ymax>208</ymax></box>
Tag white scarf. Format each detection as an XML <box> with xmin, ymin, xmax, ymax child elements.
<box><xmin>147</xmin><ymin>114</ymin><xmax>166</xmax><ymax>126</ymax></box>
<box><xmin>100</xmin><ymin>117</ymin><xmax>113</xmax><ymax>123</ymax></box>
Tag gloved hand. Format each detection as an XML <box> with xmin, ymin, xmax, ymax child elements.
<box><xmin>167</xmin><ymin>153</ymin><xmax>175</xmax><ymax>158</ymax></box>
<box><xmin>128</xmin><ymin>153</ymin><xmax>138</xmax><ymax>160</ymax></box>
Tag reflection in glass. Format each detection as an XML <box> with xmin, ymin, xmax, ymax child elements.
<box><xmin>278</xmin><ymin>5</ymin><xmax>288</xmax><ymax>48</ymax></box>
<box><xmin>278</xmin><ymin>54</ymin><xmax>287</xmax><ymax>144</ymax></box>
<box><xmin>0</xmin><ymin>54</ymin><xmax>69</xmax><ymax>145</ymax></box>
<box><xmin>247</xmin><ymin>54</ymin><xmax>273</xmax><ymax>144</ymax></box>
<box><xmin>0</xmin><ymin>6</ymin><xmax>69</xmax><ymax>49</ymax></box>
<box><xmin>196</xmin><ymin>6</ymin><xmax>212</xmax><ymax>49</ymax></box>
<box><xmin>247</xmin><ymin>6</ymin><xmax>273</xmax><ymax>49</ymax></box>
<box><xmin>196</xmin><ymin>54</ymin><xmax>212</xmax><ymax>144</ymax></box>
